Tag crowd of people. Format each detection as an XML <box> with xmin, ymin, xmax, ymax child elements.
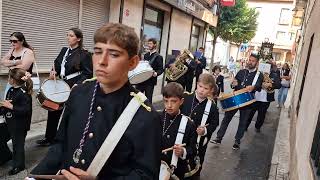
<box><xmin>0</xmin><ymin>22</ymin><xmax>292</xmax><ymax>180</ymax></box>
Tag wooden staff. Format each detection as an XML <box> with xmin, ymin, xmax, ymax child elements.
<box><xmin>200</xmin><ymin>123</ymin><xmax>210</xmax><ymax>128</ymax></box>
<box><xmin>162</xmin><ymin>143</ymin><xmax>186</xmax><ymax>153</ymax></box>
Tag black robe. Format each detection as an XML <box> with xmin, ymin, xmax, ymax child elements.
<box><xmin>159</xmin><ymin>112</ymin><xmax>197</xmax><ymax>179</ymax></box>
<box><xmin>32</xmin><ymin>81</ymin><xmax>161</xmax><ymax>179</ymax></box>
<box><xmin>53</xmin><ymin>47</ymin><xmax>93</xmax><ymax>87</ymax></box>
<box><xmin>180</xmin><ymin>93</ymin><xmax>219</xmax><ymax>166</ymax></box>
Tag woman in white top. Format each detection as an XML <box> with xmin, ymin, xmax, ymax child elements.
<box><xmin>1</xmin><ymin>32</ymin><xmax>35</xmax><ymax>72</ymax></box>
<box><xmin>0</xmin><ymin>32</ymin><xmax>35</xmax><ymax>96</ymax></box>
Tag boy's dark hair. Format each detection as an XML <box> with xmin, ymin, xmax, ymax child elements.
<box><xmin>213</xmin><ymin>65</ymin><xmax>221</xmax><ymax>72</ymax></box>
<box><xmin>199</xmin><ymin>47</ymin><xmax>204</xmax><ymax>51</ymax></box>
<box><xmin>162</xmin><ymin>82</ymin><xmax>184</xmax><ymax>99</ymax></box>
<box><xmin>148</xmin><ymin>38</ymin><xmax>157</xmax><ymax>46</ymax></box>
<box><xmin>94</xmin><ymin>23</ymin><xmax>139</xmax><ymax>58</ymax></box>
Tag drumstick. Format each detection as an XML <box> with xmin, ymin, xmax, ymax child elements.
<box><xmin>28</xmin><ymin>174</ymin><xmax>67</xmax><ymax>180</ymax></box>
<box><xmin>199</xmin><ymin>123</ymin><xmax>209</xmax><ymax>128</ymax></box>
<box><xmin>50</xmin><ymin>90</ymin><xmax>71</xmax><ymax>95</ymax></box>
<box><xmin>28</xmin><ymin>174</ymin><xmax>94</xmax><ymax>180</ymax></box>
<box><xmin>162</xmin><ymin>143</ymin><xmax>186</xmax><ymax>153</ymax></box>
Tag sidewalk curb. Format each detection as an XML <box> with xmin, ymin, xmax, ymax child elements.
<box><xmin>268</xmin><ymin>108</ymin><xmax>290</xmax><ymax>180</ymax></box>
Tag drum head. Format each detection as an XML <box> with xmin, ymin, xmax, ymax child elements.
<box><xmin>129</xmin><ymin>71</ymin><xmax>154</xmax><ymax>84</ymax></box>
<box><xmin>41</xmin><ymin>80</ymin><xmax>71</xmax><ymax>103</ymax></box>
<box><xmin>159</xmin><ymin>161</ymin><xmax>171</xmax><ymax>180</ymax></box>
<box><xmin>128</xmin><ymin>61</ymin><xmax>154</xmax><ymax>84</ymax></box>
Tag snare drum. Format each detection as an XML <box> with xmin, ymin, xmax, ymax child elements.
<box><xmin>159</xmin><ymin>161</ymin><xmax>171</xmax><ymax>180</ymax></box>
<box><xmin>128</xmin><ymin>61</ymin><xmax>154</xmax><ymax>84</ymax></box>
<box><xmin>218</xmin><ymin>88</ymin><xmax>256</xmax><ymax>112</ymax></box>
<box><xmin>36</xmin><ymin>79</ymin><xmax>71</xmax><ymax>111</ymax></box>
<box><xmin>184</xmin><ymin>156</ymin><xmax>201</xmax><ymax>178</ymax></box>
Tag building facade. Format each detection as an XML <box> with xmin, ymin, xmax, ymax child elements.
<box><xmin>285</xmin><ymin>0</ymin><xmax>320</xmax><ymax>179</ymax></box>
<box><xmin>0</xmin><ymin>0</ymin><xmax>218</xmax><ymax>73</ymax></box>
<box><xmin>247</xmin><ymin>0</ymin><xmax>300</xmax><ymax>64</ymax></box>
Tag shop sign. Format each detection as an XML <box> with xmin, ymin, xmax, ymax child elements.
<box><xmin>163</xmin><ymin>0</ymin><xmax>218</xmax><ymax>26</ymax></box>
<box><xmin>220</xmin><ymin>0</ymin><xmax>236</xmax><ymax>7</ymax></box>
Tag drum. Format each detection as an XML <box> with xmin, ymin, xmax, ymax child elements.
<box><xmin>159</xmin><ymin>161</ymin><xmax>171</xmax><ymax>180</ymax></box>
<box><xmin>36</xmin><ymin>79</ymin><xmax>71</xmax><ymax>111</ymax></box>
<box><xmin>184</xmin><ymin>156</ymin><xmax>201</xmax><ymax>178</ymax></box>
<box><xmin>218</xmin><ymin>88</ymin><xmax>256</xmax><ymax>112</ymax></box>
<box><xmin>128</xmin><ymin>61</ymin><xmax>154</xmax><ymax>84</ymax></box>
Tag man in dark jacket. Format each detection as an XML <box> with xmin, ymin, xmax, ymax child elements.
<box><xmin>136</xmin><ymin>38</ymin><xmax>163</xmax><ymax>103</ymax></box>
<box><xmin>246</xmin><ymin>60</ymin><xmax>281</xmax><ymax>132</ymax></box>
<box><xmin>211</xmin><ymin>54</ymin><xmax>264</xmax><ymax>150</ymax></box>
<box><xmin>194</xmin><ymin>47</ymin><xmax>206</xmax><ymax>87</ymax></box>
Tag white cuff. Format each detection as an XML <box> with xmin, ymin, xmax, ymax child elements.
<box><xmin>202</xmin><ymin>127</ymin><xmax>207</xmax><ymax>136</ymax></box>
<box><xmin>181</xmin><ymin>147</ymin><xmax>187</xmax><ymax>160</ymax></box>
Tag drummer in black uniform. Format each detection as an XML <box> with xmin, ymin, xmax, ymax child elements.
<box><xmin>181</xmin><ymin>73</ymin><xmax>219</xmax><ymax>179</ymax></box>
<box><xmin>136</xmin><ymin>38</ymin><xmax>163</xmax><ymax>103</ymax></box>
<box><xmin>211</xmin><ymin>54</ymin><xmax>263</xmax><ymax>150</ymax></box>
<box><xmin>36</xmin><ymin>28</ymin><xmax>93</xmax><ymax>146</ymax></box>
<box><xmin>160</xmin><ymin>82</ymin><xmax>197</xmax><ymax>179</ymax></box>
<box><xmin>30</xmin><ymin>23</ymin><xmax>160</xmax><ymax>179</ymax></box>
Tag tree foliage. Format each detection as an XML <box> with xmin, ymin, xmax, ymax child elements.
<box><xmin>210</xmin><ymin>0</ymin><xmax>258</xmax><ymax>44</ymax></box>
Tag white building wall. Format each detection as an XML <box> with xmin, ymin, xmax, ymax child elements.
<box><xmin>122</xmin><ymin>0</ymin><xmax>144</xmax><ymax>38</ymax></box>
<box><xmin>289</xmin><ymin>0</ymin><xmax>320</xmax><ymax>179</ymax></box>
<box><xmin>168</xmin><ymin>9</ymin><xmax>192</xmax><ymax>54</ymax></box>
<box><xmin>247</xmin><ymin>1</ymin><xmax>295</xmax><ymax>48</ymax></box>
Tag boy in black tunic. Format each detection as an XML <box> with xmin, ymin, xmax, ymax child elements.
<box><xmin>160</xmin><ymin>82</ymin><xmax>197</xmax><ymax>179</ymax></box>
<box><xmin>181</xmin><ymin>73</ymin><xmax>219</xmax><ymax>179</ymax></box>
<box><xmin>30</xmin><ymin>23</ymin><xmax>161</xmax><ymax>180</ymax></box>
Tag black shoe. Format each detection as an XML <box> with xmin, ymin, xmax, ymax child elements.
<box><xmin>36</xmin><ymin>138</ymin><xmax>53</xmax><ymax>146</ymax></box>
<box><xmin>210</xmin><ymin>139</ymin><xmax>222</xmax><ymax>145</ymax></box>
<box><xmin>8</xmin><ymin>167</ymin><xmax>25</xmax><ymax>175</ymax></box>
<box><xmin>255</xmin><ymin>128</ymin><xmax>261</xmax><ymax>133</ymax></box>
<box><xmin>232</xmin><ymin>143</ymin><xmax>240</xmax><ymax>150</ymax></box>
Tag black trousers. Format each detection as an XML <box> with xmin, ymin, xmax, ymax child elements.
<box><xmin>0</xmin><ymin>141</ymin><xmax>12</xmax><ymax>165</ymax></box>
<box><xmin>246</xmin><ymin>101</ymin><xmax>271</xmax><ymax>130</ymax></box>
<box><xmin>45</xmin><ymin>109</ymin><xmax>63</xmax><ymax>141</ymax></box>
<box><xmin>216</xmin><ymin>107</ymin><xmax>252</xmax><ymax>144</ymax></box>
<box><xmin>10</xmin><ymin>130</ymin><xmax>27</xmax><ymax>168</ymax></box>
<box><xmin>185</xmin><ymin>76</ymin><xmax>194</xmax><ymax>92</ymax></box>
<box><xmin>136</xmin><ymin>84</ymin><xmax>155</xmax><ymax>103</ymax></box>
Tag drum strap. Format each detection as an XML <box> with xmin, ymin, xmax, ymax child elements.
<box><xmin>171</xmin><ymin>115</ymin><xmax>188</xmax><ymax>168</ymax></box>
<box><xmin>197</xmin><ymin>99</ymin><xmax>212</xmax><ymax>144</ymax></box>
<box><xmin>86</xmin><ymin>92</ymin><xmax>147</xmax><ymax>177</ymax></box>
<box><xmin>251</xmin><ymin>71</ymin><xmax>261</xmax><ymax>86</ymax></box>
<box><xmin>148</xmin><ymin>52</ymin><xmax>159</xmax><ymax>66</ymax></box>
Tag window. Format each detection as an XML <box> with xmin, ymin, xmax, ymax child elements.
<box><xmin>276</xmin><ymin>31</ymin><xmax>286</xmax><ymax>40</ymax></box>
<box><xmin>189</xmin><ymin>25</ymin><xmax>200</xmax><ymax>52</ymax></box>
<box><xmin>310</xmin><ymin>112</ymin><xmax>320</xmax><ymax>176</ymax></box>
<box><xmin>279</xmin><ymin>8</ymin><xmax>291</xmax><ymax>25</ymax></box>
<box><xmin>297</xmin><ymin>34</ymin><xmax>314</xmax><ymax>115</ymax></box>
<box><xmin>255</xmin><ymin>7</ymin><xmax>262</xmax><ymax>22</ymax></box>
<box><xmin>272</xmin><ymin>52</ymin><xmax>281</xmax><ymax>61</ymax></box>
<box><xmin>142</xmin><ymin>6</ymin><xmax>164</xmax><ymax>53</ymax></box>
<box><xmin>289</xmin><ymin>32</ymin><xmax>296</xmax><ymax>41</ymax></box>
